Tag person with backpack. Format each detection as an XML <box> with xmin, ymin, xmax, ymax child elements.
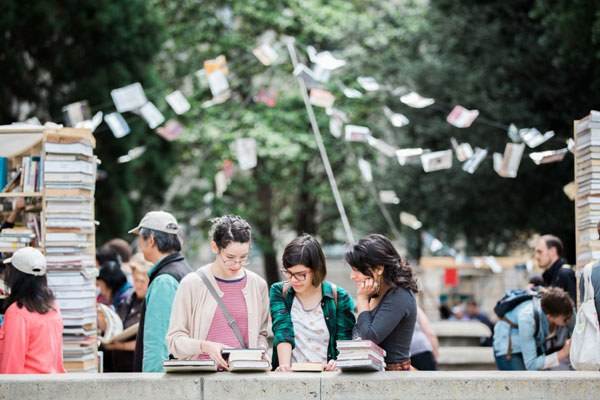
<box><xmin>493</xmin><ymin>287</ymin><xmax>574</xmax><ymax>370</ymax></box>
<box><xmin>270</xmin><ymin>235</ymin><xmax>356</xmax><ymax>371</ymax></box>
<box><xmin>167</xmin><ymin>216</ymin><xmax>269</xmax><ymax>370</ymax></box>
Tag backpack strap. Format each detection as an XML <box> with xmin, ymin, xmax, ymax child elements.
<box><xmin>501</xmin><ymin>316</ymin><xmax>518</xmax><ymax>360</ymax></box>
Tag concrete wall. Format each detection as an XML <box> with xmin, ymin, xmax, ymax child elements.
<box><xmin>1</xmin><ymin>371</ymin><xmax>599</xmax><ymax>400</ymax></box>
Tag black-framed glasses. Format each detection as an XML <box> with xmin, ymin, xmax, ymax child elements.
<box><xmin>280</xmin><ymin>269</ymin><xmax>311</xmax><ymax>282</ymax></box>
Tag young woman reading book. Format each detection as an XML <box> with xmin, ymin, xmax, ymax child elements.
<box><xmin>270</xmin><ymin>235</ymin><xmax>356</xmax><ymax>371</ymax></box>
<box><xmin>167</xmin><ymin>216</ymin><xmax>269</xmax><ymax>370</ymax></box>
<box><xmin>346</xmin><ymin>234</ymin><xmax>418</xmax><ymax>371</ymax></box>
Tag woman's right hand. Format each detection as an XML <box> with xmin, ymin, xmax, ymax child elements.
<box><xmin>201</xmin><ymin>340</ymin><xmax>229</xmax><ymax>369</ymax></box>
<box><xmin>356</xmin><ymin>277</ymin><xmax>379</xmax><ymax>299</ymax></box>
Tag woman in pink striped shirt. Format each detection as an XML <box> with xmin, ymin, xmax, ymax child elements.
<box><xmin>167</xmin><ymin>216</ymin><xmax>270</xmax><ymax>369</ymax></box>
<box><xmin>0</xmin><ymin>247</ymin><xmax>65</xmax><ymax>374</ymax></box>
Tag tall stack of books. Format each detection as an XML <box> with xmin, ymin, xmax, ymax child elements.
<box><xmin>43</xmin><ymin>130</ymin><xmax>97</xmax><ymax>372</ymax></box>
<box><xmin>574</xmin><ymin>111</ymin><xmax>600</xmax><ymax>267</ymax></box>
<box><xmin>336</xmin><ymin>340</ymin><xmax>387</xmax><ymax>371</ymax></box>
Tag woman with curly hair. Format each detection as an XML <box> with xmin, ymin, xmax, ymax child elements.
<box><xmin>346</xmin><ymin>234</ymin><xmax>418</xmax><ymax>371</ymax></box>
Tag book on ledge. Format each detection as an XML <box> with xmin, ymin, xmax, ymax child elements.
<box><xmin>291</xmin><ymin>362</ymin><xmax>324</xmax><ymax>372</ymax></box>
<box><xmin>163</xmin><ymin>359</ymin><xmax>218</xmax><ymax>372</ymax></box>
<box><xmin>223</xmin><ymin>348</ymin><xmax>271</xmax><ymax>371</ymax></box>
<box><xmin>336</xmin><ymin>340</ymin><xmax>386</xmax><ymax>372</ymax></box>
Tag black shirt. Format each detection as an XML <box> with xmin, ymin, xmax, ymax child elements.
<box><xmin>542</xmin><ymin>258</ymin><xmax>576</xmax><ymax>304</ymax></box>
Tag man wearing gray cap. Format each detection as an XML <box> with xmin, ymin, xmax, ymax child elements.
<box><xmin>130</xmin><ymin>211</ymin><xmax>192</xmax><ymax>372</ymax></box>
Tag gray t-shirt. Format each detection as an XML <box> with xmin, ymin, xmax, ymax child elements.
<box><xmin>410</xmin><ymin>319</ymin><xmax>433</xmax><ymax>356</ymax></box>
<box><xmin>353</xmin><ymin>286</ymin><xmax>417</xmax><ymax>363</ymax></box>
<box><xmin>579</xmin><ymin>262</ymin><xmax>600</xmax><ymax>325</ymax></box>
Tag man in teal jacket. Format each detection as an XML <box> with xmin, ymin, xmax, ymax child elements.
<box><xmin>130</xmin><ymin>211</ymin><xmax>191</xmax><ymax>372</ymax></box>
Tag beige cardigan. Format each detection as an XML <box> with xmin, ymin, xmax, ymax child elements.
<box><xmin>167</xmin><ymin>264</ymin><xmax>270</xmax><ymax>359</ymax></box>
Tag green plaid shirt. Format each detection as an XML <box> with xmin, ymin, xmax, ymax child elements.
<box><xmin>270</xmin><ymin>280</ymin><xmax>356</xmax><ymax>369</ymax></box>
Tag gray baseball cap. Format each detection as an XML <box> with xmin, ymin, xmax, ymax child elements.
<box><xmin>3</xmin><ymin>247</ymin><xmax>47</xmax><ymax>276</ymax></box>
<box><xmin>128</xmin><ymin>210</ymin><xmax>180</xmax><ymax>235</ymax></box>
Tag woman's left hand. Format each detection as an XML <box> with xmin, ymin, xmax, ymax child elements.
<box><xmin>324</xmin><ymin>359</ymin><xmax>337</xmax><ymax>371</ymax></box>
<box><xmin>356</xmin><ymin>277</ymin><xmax>379</xmax><ymax>299</ymax></box>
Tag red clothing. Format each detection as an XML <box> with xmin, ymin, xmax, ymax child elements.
<box><xmin>0</xmin><ymin>303</ymin><xmax>66</xmax><ymax>374</ymax></box>
<box><xmin>197</xmin><ymin>275</ymin><xmax>249</xmax><ymax>359</ymax></box>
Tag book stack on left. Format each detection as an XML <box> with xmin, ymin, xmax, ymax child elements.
<box><xmin>43</xmin><ymin>129</ymin><xmax>98</xmax><ymax>372</ymax></box>
<box><xmin>336</xmin><ymin>340</ymin><xmax>387</xmax><ymax>371</ymax></box>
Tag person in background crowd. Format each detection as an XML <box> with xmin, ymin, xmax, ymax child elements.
<box><xmin>102</xmin><ymin>253</ymin><xmax>151</xmax><ymax>372</ymax></box>
<box><xmin>346</xmin><ymin>234</ymin><xmax>418</xmax><ymax>371</ymax></box>
<box><xmin>528</xmin><ymin>275</ymin><xmax>545</xmax><ymax>290</ymax></box>
<box><xmin>534</xmin><ymin>235</ymin><xmax>576</xmax><ymax>303</ymax></box>
<box><xmin>167</xmin><ymin>215</ymin><xmax>269</xmax><ymax>370</ymax></box>
<box><xmin>439</xmin><ymin>303</ymin><xmax>452</xmax><ymax>320</ymax></box>
<box><xmin>410</xmin><ymin>306</ymin><xmax>439</xmax><ymax>370</ymax></box>
<box><xmin>450</xmin><ymin>304</ymin><xmax>469</xmax><ymax>321</ymax></box>
<box><xmin>534</xmin><ymin>235</ymin><xmax>576</xmax><ymax>369</ymax></box>
<box><xmin>97</xmin><ymin>260</ymin><xmax>132</xmax><ymax>309</ymax></box>
<box><xmin>0</xmin><ymin>198</ymin><xmax>24</xmax><ymax>233</ymax></box>
<box><xmin>493</xmin><ymin>287</ymin><xmax>573</xmax><ymax>370</ymax></box>
<box><xmin>270</xmin><ymin>235</ymin><xmax>356</xmax><ymax>371</ymax></box>
<box><xmin>104</xmin><ymin>238</ymin><xmax>133</xmax><ymax>277</ymax></box>
<box><xmin>0</xmin><ymin>247</ymin><xmax>65</xmax><ymax>373</ymax></box>
<box><xmin>466</xmin><ymin>300</ymin><xmax>494</xmax><ymax>346</ymax></box>
<box><xmin>129</xmin><ymin>211</ymin><xmax>192</xmax><ymax>372</ymax></box>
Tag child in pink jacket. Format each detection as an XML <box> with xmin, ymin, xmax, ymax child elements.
<box><xmin>1</xmin><ymin>247</ymin><xmax>65</xmax><ymax>373</ymax></box>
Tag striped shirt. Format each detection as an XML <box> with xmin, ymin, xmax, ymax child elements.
<box><xmin>203</xmin><ymin>275</ymin><xmax>249</xmax><ymax>351</ymax></box>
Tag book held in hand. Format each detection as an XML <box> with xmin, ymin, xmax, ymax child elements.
<box><xmin>291</xmin><ymin>362</ymin><xmax>324</xmax><ymax>372</ymax></box>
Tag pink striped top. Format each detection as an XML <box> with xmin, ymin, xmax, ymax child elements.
<box><xmin>198</xmin><ymin>275</ymin><xmax>249</xmax><ymax>358</ymax></box>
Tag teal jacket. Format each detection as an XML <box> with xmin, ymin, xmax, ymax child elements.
<box><xmin>269</xmin><ymin>280</ymin><xmax>356</xmax><ymax>369</ymax></box>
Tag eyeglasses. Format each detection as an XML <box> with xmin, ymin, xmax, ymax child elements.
<box><xmin>281</xmin><ymin>269</ymin><xmax>311</xmax><ymax>282</ymax></box>
<box><xmin>219</xmin><ymin>253</ymin><xmax>249</xmax><ymax>267</ymax></box>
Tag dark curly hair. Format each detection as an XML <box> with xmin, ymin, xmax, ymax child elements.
<box><xmin>209</xmin><ymin>215</ymin><xmax>252</xmax><ymax>249</ymax></box>
<box><xmin>541</xmin><ymin>287</ymin><xmax>574</xmax><ymax>320</ymax></box>
<box><xmin>345</xmin><ymin>233</ymin><xmax>418</xmax><ymax>293</ymax></box>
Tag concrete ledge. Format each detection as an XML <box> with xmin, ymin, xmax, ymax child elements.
<box><xmin>0</xmin><ymin>371</ymin><xmax>599</xmax><ymax>400</ymax></box>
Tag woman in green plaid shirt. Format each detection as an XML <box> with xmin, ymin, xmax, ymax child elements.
<box><xmin>270</xmin><ymin>235</ymin><xmax>356</xmax><ymax>371</ymax></box>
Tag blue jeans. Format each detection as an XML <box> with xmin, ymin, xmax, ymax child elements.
<box><xmin>495</xmin><ymin>353</ymin><xmax>526</xmax><ymax>370</ymax></box>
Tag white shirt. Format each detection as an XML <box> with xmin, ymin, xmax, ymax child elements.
<box><xmin>290</xmin><ymin>297</ymin><xmax>329</xmax><ymax>363</ymax></box>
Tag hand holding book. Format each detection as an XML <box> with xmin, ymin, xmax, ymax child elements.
<box><xmin>201</xmin><ymin>340</ymin><xmax>231</xmax><ymax>369</ymax></box>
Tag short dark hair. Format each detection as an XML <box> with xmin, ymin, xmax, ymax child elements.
<box><xmin>209</xmin><ymin>215</ymin><xmax>251</xmax><ymax>250</ymax></box>
<box><xmin>282</xmin><ymin>234</ymin><xmax>327</xmax><ymax>286</ymax></box>
<box><xmin>345</xmin><ymin>233</ymin><xmax>418</xmax><ymax>293</ymax></box>
<box><xmin>105</xmin><ymin>238</ymin><xmax>132</xmax><ymax>263</ymax></box>
<box><xmin>3</xmin><ymin>264</ymin><xmax>55</xmax><ymax>314</ymax></box>
<box><xmin>542</xmin><ymin>235</ymin><xmax>563</xmax><ymax>257</ymax></box>
<box><xmin>541</xmin><ymin>287</ymin><xmax>574</xmax><ymax>319</ymax></box>
<box><xmin>139</xmin><ymin>227</ymin><xmax>182</xmax><ymax>254</ymax></box>
<box><xmin>528</xmin><ymin>274</ymin><xmax>544</xmax><ymax>287</ymax></box>
<box><xmin>96</xmin><ymin>244</ymin><xmax>121</xmax><ymax>265</ymax></box>
<box><xmin>98</xmin><ymin>260</ymin><xmax>128</xmax><ymax>297</ymax></box>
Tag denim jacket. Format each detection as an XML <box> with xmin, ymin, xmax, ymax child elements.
<box><xmin>493</xmin><ymin>299</ymin><xmax>549</xmax><ymax>370</ymax></box>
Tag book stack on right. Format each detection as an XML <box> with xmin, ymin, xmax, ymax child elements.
<box><xmin>336</xmin><ymin>340</ymin><xmax>386</xmax><ymax>371</ymax></box>
<box><xmin>574</xmin><ymin>110</ymin><xmax>600</xmax><ymax>268</ymax></box>
<box><xmin>42</xmin><ymin>129</ymin><xmax>98</xmax><ymax>372</ymax></box>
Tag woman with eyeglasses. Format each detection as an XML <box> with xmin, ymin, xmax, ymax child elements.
<box><xmin>167</xmin><ymin>215</ymin><xmax>269</xmax><ymax>369</ymax></box>
<box><xmin>346</xmin><ymin>234</ymin><xmax>418</xmax><ymax>371</ymax></box>
<box><xmin>270</xmin><ymin>235</ymin><xmax>356</xmax><ymax>371</ymax></box>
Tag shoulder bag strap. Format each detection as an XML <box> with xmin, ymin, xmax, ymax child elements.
<box><xmin>198</xmin><ymin>270</ymin><xmax>247</xmax><ymax>348</ymax></box>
